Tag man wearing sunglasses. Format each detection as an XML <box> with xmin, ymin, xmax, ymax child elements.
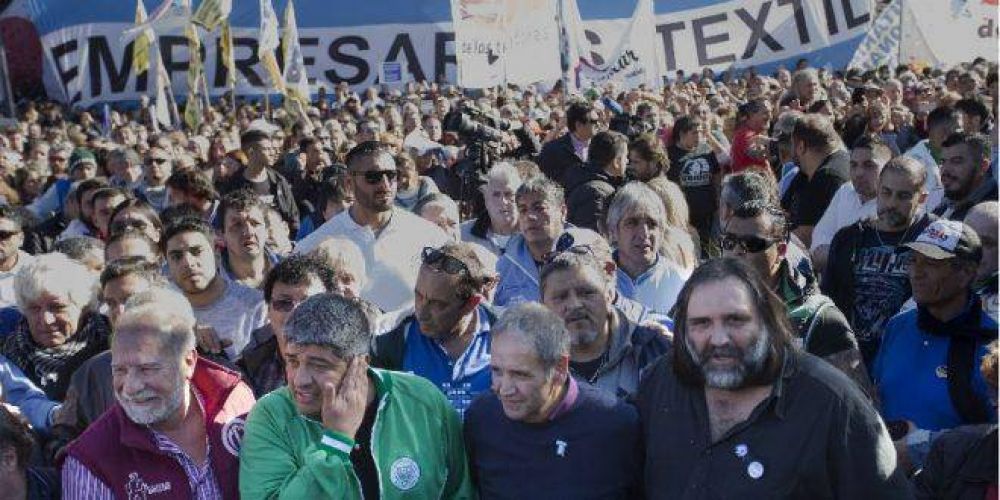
<box><xmin>0</xmin><ymin>206</ymin><xmax>30</xmax><ymax>310</ymax></box>
<box><xmin>136</xmin><ymin>146</ymin><xmax>173</xmax><ymax>212</ymax></box>
<box><xmin>239</xmin><ymin>254</ymin><xmax>338</xmax><ymax>397</ymax></box>
<box><xmin>295</xmin><ymin>141</ymin><xmax>448</xmax><ymax>312</ymax></box>
<box><xmin>722</xmin><ymin>201</ymin><xmax>869</xmax><ymax>391</ymax></box>
<box><xmin>538</xmin><ymin>101</ymin><xmax>600</xmax><ymax>189</ymax></box>
<box><xmin>372</xmin><ymin>243</ymin><xmax>498</xmax><ymax>416</ymax></box>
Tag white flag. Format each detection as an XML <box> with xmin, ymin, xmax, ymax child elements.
<box><xmin>153</xmin><ymin>52</ymin><xmax>173</xmax><ymax>130</ymax></box>
<box><xmin>282</xmin><ymin>0</ymin><xmax>310</xmax><ymax>103</ymax></box>
<box><xmin>122</xmin><ymin>0</ymin><xmax>192</xmax><ymax>42</ymax></box>
<box><xmin>561</xmin><ymin>0</ymin><xmax>663</xmax><ymax>90</ymax></box>
<box><xmin>450</xmin><ymin>0</ymin><xmax>561</xmax><ymax>88</ymax></box>
<box><xmin>258</xmin><ymin>0</ymin><xmax>283</xmax><ymax>89</ymax></box>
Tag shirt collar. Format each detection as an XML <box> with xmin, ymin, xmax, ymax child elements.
<box><xmin>547</xmin><ymin>377</ymin><xmax>580</xmax><ymax>421</ymax></box>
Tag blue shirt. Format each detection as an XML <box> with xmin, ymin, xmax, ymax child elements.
<box><xmin>615</xmin><ymin>254</ymin><xmax>688</xmax><ymax>316</ymax></box>
<box><xmin>402</xmin><ymin>305</ymin><xmax>493</xmax><ymax>417</ymax></box>
<box><xmin>874</xmin><ymin>307</ymin><xmax>997</xmax><ymax>431</ymax></box>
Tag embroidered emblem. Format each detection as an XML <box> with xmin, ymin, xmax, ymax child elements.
<box><xmin>390</xmin><ymin>456</ymin><xmax>421</xmax><ymax>491</ymax></box>
<box><xmin>125</xmin><ymin>472</ymin><xmax>171</xmax><ymax>499</ymax></box>
<box><xmin>221</xmin><ymin>416</ymin><xmax>246</xmax><ymax>456</ymax></box>
<box><xmin>734</xmin><ymin>444</ymin><xmax>748</xmax><ymax>458</ymax></box>
<box><xmin>555</xmin><ymin>439</ymin><xmax>568</xmax><ymax>457</ymax></box>
<box><xmin>935</xmin><ymin>365</ymin><xmax>948</xmax><ymax>379</ymax></box>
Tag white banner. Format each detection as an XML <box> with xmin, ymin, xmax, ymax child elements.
<box><xmin>563</xmin><ymin>0</ymin><xmax>662</xmax><ymax>90</ymax></box>
<box><xmin>450</xmin><ymin>0</ymin><xmax>561</xmax><ymax>88</ymax></box>
<box><xmin>899</xmin><ymin>0</ymin><xmax>998</xmax><ymax>67</ymax></box>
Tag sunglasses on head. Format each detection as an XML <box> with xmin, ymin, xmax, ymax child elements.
<box><xmin>720</xmin><ymin>233</ymin><xmax>779</xmax><ymax>254</ymax></box>
<box><xmin>421</xmin><ymin>246</ymin><xmax>469</xmax><ymax>275</ymax></box>
<box><xmin>352</xmin><ymin>170</ymin><xmax>397</xmax><ymax>185</ymax></box>
<box><xmin>543</xmin><ymin>244</ymin><xmax>595</xmax><ymax>265</ymax></box>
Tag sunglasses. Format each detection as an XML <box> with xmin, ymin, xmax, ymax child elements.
<box><xmin>0</xmin><ymin>229</ymin><xmax>19</xmax><ymax>240</ymax></box>
<box><xmin>720</xmin><ymin>233</ymin><xmax>779</xmax><ymax>254</ymax></box>
<box><xmin>270</xmin><ymin>297</ymin><xmax>305</xmax><ymax>313</ymax></box>
<box><xmin>147</xmin><ymin>158</ymin><xmax>169</xmax><ymax>165</ymax></box>
<box><xmin>543</xmin><ymin>244</ymin><xmax>595</xmax><ymax>265</ymax></box>
<box><xmin>352</xmin><ymin>170</ymin><xmax>397</xmax><ymax>185</ymax></box>
<box><xmin>421</xmin><ymin>246</ymin><xmax>469</xmax><ymax>275</ymax></box>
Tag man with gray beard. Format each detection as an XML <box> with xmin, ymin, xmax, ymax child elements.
<box><xmin>62</xmin><ymin>287</ymin><xmax>255</xmax><ymax>500</ymax></box>
<box><xmin>635</xmin><ymin>258</ymin><xmax>911</xmax><ymax>499</ymax></box>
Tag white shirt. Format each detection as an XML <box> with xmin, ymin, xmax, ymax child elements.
<box><xmin>904</xmin><ymin>139</ymin><xmax>944</xmax><ymax>212</ymax></box>
<box><xmin>295</xmin><ymin>207</ymin><xmax>449</xmax><ymax>311</ymax></box>
<box><xmin>810</xmin><ymin>183</ymin><xmax>878</xmax><ymax>250</ymax></box>
<box><xmin>0</xmin><ymin>252</ymin><xmax>32</xmax><ymax>310</ymax></box>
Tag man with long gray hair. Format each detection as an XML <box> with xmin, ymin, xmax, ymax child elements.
<box><xmin>635</xmin><ymin>258</ymin><xmax>911</xmax><ymax>498</ymax></box>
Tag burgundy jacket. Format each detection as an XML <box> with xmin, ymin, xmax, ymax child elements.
<box><xmin>63</xmin><ymin>358</ymin><xmax>255</xmax><ymax>499</ymax></box>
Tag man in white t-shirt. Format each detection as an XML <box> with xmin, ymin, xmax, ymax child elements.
<box><xmin>295</xmin><ymin>141</ymin><xmax>448</xmax><ymax>312</ymax></box>
<box><xmin>0</xmin><ymin>207</ymin><xmax>32</xmax><ymax>310</ymax></box>
<box><xmin>904</xmin><ymin>106</ymin><xmax>960</xmax><ymax>211</ymax></box>
<box><xmin>811</xmin><ymin>135</ymin><xmax>889</xmax><ymax>272</ymax></box>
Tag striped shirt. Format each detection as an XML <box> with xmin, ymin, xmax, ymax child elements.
<box><xmin>62</xmin><ymin>393</ymin><xmax>223</xmax><ymax>500</ymax></box>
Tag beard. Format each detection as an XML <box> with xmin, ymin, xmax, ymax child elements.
<box><xmin>685</xmin><ymin>328</ymin><xmax>770</xmax><ymax>390</ymax></box>
<box><xmin>117</xmin><ymin>372</ymin><xmax>187</xmax><ymax>426</ymax></box>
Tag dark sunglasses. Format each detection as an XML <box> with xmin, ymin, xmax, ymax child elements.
<box><xmin>0</xmin><ymin>229</ymin><xmax>20</xmax><ymax>240</ymax></box>
<box><xmin>147</xmin><ymin>157</ymin><xmax>169</xmax><ymax>165</ymax></box>
<box><xmin>421</xmin><ymin>246</ymin><xmax>469</xmax><ymax>275</ymax></box>
<box><xmin>720</xmin><ymin>233</ymin><xmax>778</xmax><ymax>254</ymax></box>
<box><xmin>352</xmin><ymin>170</ymin><xmax>397</xmax><ymax>185</ymax></box>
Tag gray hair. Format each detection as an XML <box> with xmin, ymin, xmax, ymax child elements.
<box><xmin>493</xmin><ymin>302</ymin><xmax>570</xmax><ymax>371</ymax></box>
<box><xmin>484</xmin><ymin>161</ymin><xmax>523</xmax><ymax>189</ymax></box>
<box><xmin>108</xmin><ymin>148</ymin><xmax>140</xmax><ymax>166</ymax></box>
<box><xmin>14</xmin><ymin>253</ymin><xmax>98</xmax><ymax>311</ymax></box>
<box><xmin>516</xmin><ymin>175</ymin><xmax>564</xmax><ymax>208</ymax></box>
<box><xmin>720</xmin><ymin>171</ymin><xmax>778</xmax><ymax>213</ymax></box>
<box><xmin>606</xmin><ymin>182</ymin><xmax>666</xmax><ymax>243</ymax></box>
<box><xmin>115</xmin><ymin>285</ymin><xmax>196</xmax><ymax>359</ymax></box>
<box><xmin>285</xmin><ymin>293</ymin><xmax>371</xmax><ymax>358</ymax></box>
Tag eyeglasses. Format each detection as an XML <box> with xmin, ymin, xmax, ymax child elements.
<box><xmin>351</xmin><ymin>170</ymin><xmax>397</xmax><ymax>185</ymax></box>
<box><xmin>147</xmin><ymin>158</ymin><xmax>168</xmax><ymax>165</ymax></box>
<box><xmin>720</xmin><ymin>233</ymin><xmax>779</xmax><ymax>254</ymax></box>
<box><xmin>421</xmin><ymin>246</ymin><xmax>469</xmax><ymax>275</ymax></box>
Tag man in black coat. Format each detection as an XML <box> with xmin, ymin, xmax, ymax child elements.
<box><xmin>538</xmin><ymin>101</ymin><xmax>600</xmax><ymax>189</ymax></box>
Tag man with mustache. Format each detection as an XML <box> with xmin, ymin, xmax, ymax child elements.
<box><xmin>635</xmin><ymin>258</ymin><xmax>911</xmax><ymax>498</ymax></box>
<box><xmin>932</xmin><ymin>132</ymin><xmax>998</xmax><ymax>221</ymax></box>
<box><xmin>295</xmin><ymin>141</ymin><xmax>448</xmax><ymax>312</ymax></box>
<box><xmin>540</xmin><ymin>243</ymin><xmax>670</xmax><ymax>399</ymax></box>
<box><xmin>372</xmin><ymin>242</ymin><xmax>498</xmax><ymax>416</ymax></box>
<box><xmin>62</xmin><ymin>287</ymin><xmax>254</xmax><ymax>500</ymax></box>
<box><xmin>822</xmin><ymin>156</ymin><xmax>936</xmax><ymax>366</ymax></box>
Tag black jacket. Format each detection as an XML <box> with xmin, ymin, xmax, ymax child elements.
<box><xmin>538</xmin><ymin>133</ymin><xmax>584</xmax><ymax>189</ymax></box>
<box><xmin>915</xmin><ymin>424</ymin><xmax>997</xmax><ymax>500</ymax></box>
<box><xmin>932</xmin><ymin>179</ymin><xmax>998</xmax><ymax>221</ymax></box>
<box><xmin>564</xmin><ymin>162</ymin><xmax>626</xmax><ymax>232</ymax></box>
<box><xmin>221</xmin><ymin>166</ymin><xmax>300</xmax><ymax>234</ymax></box>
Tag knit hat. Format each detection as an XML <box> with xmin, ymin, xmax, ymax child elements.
<box><xmin>68</xmin><ymin>148</ymin><xmax>96</xmax><ymax>171</ymax></box>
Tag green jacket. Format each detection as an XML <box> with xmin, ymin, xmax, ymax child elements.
<box><xmin>239</xmin><ymin>368</ymin><xmax>475</xmax><ymax>499</ymax></box>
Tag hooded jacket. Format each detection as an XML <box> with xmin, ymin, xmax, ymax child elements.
<box><xmin>564</xmin><ymin>162</ymin><xmax>627</xmax><ymax>232</ymax></box>
<box><xmin>582</xmin><ymin>306</ymin><xmax>672</xmax><ymax>399</ymax></box>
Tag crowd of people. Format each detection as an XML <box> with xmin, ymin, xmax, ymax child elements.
<box><xmin>0</xmin><ymin>53</ymin><xmax>991</xmax><ymax>499</ymax></box>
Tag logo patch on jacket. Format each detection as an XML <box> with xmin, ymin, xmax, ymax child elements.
<box><xmin>390</xmin><ymin>456</ymin><xmax>420</xmax><ymax>491</ymax></box>
<box><xmin>221</xmin><ymin>416</ymin><xmax>246</xmax><ymax>456</ymax></box>
<box><xmin>125</xmin><ymin>471</ymin><xmax>171</xmax><ymax>498</ymax></box>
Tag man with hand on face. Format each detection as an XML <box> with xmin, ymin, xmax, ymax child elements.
<box><xmin>464</xmin><ymin>303</ymin><xmax>642</xmax><ymax>499</ymax></box>
<box><xmin>635</xmin><ymin>258</ymin><xmax>911</xmax><ymax>499</ymax></box>
<box><xmin>372</xmin><ymin>242</ymin><xmax>498</xmax><ymax>415</ymax></box>
<box><xmin>811</xmin><ymin>136</ymin><xmax>889</xmax><ymax>272</ymax></box>
<box><xmin>62</xmin><ymin>287</ymin><xmax>255</xmax><ymax>500</ymax></box>
<box><xmin>933</xmin><ymin>132</ymin><xmax>998</xmax><ymax>221</ymax></box>
<box><xmin>540</xmin><ymin>242</ymin><xmax>671</xmax><ymax>399</ymax></box>
<box><xmin>163</xmin><ymin>217</ymin><xmax>267</xmax><ymax>362</ymax></box>
<box><xmin>822</xmin><ymin>156</ymin><xmax>936</xmax><ymax>365</ymax></box>
<box><xmin>295</xmin><ymin>141</ymin><xmax>448</xmax><ymax>312</ymax></box>
<box><xmin>240</xmin><ymin>293</ymin><xmax>474</xmax><ymax>499</ymax></box>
